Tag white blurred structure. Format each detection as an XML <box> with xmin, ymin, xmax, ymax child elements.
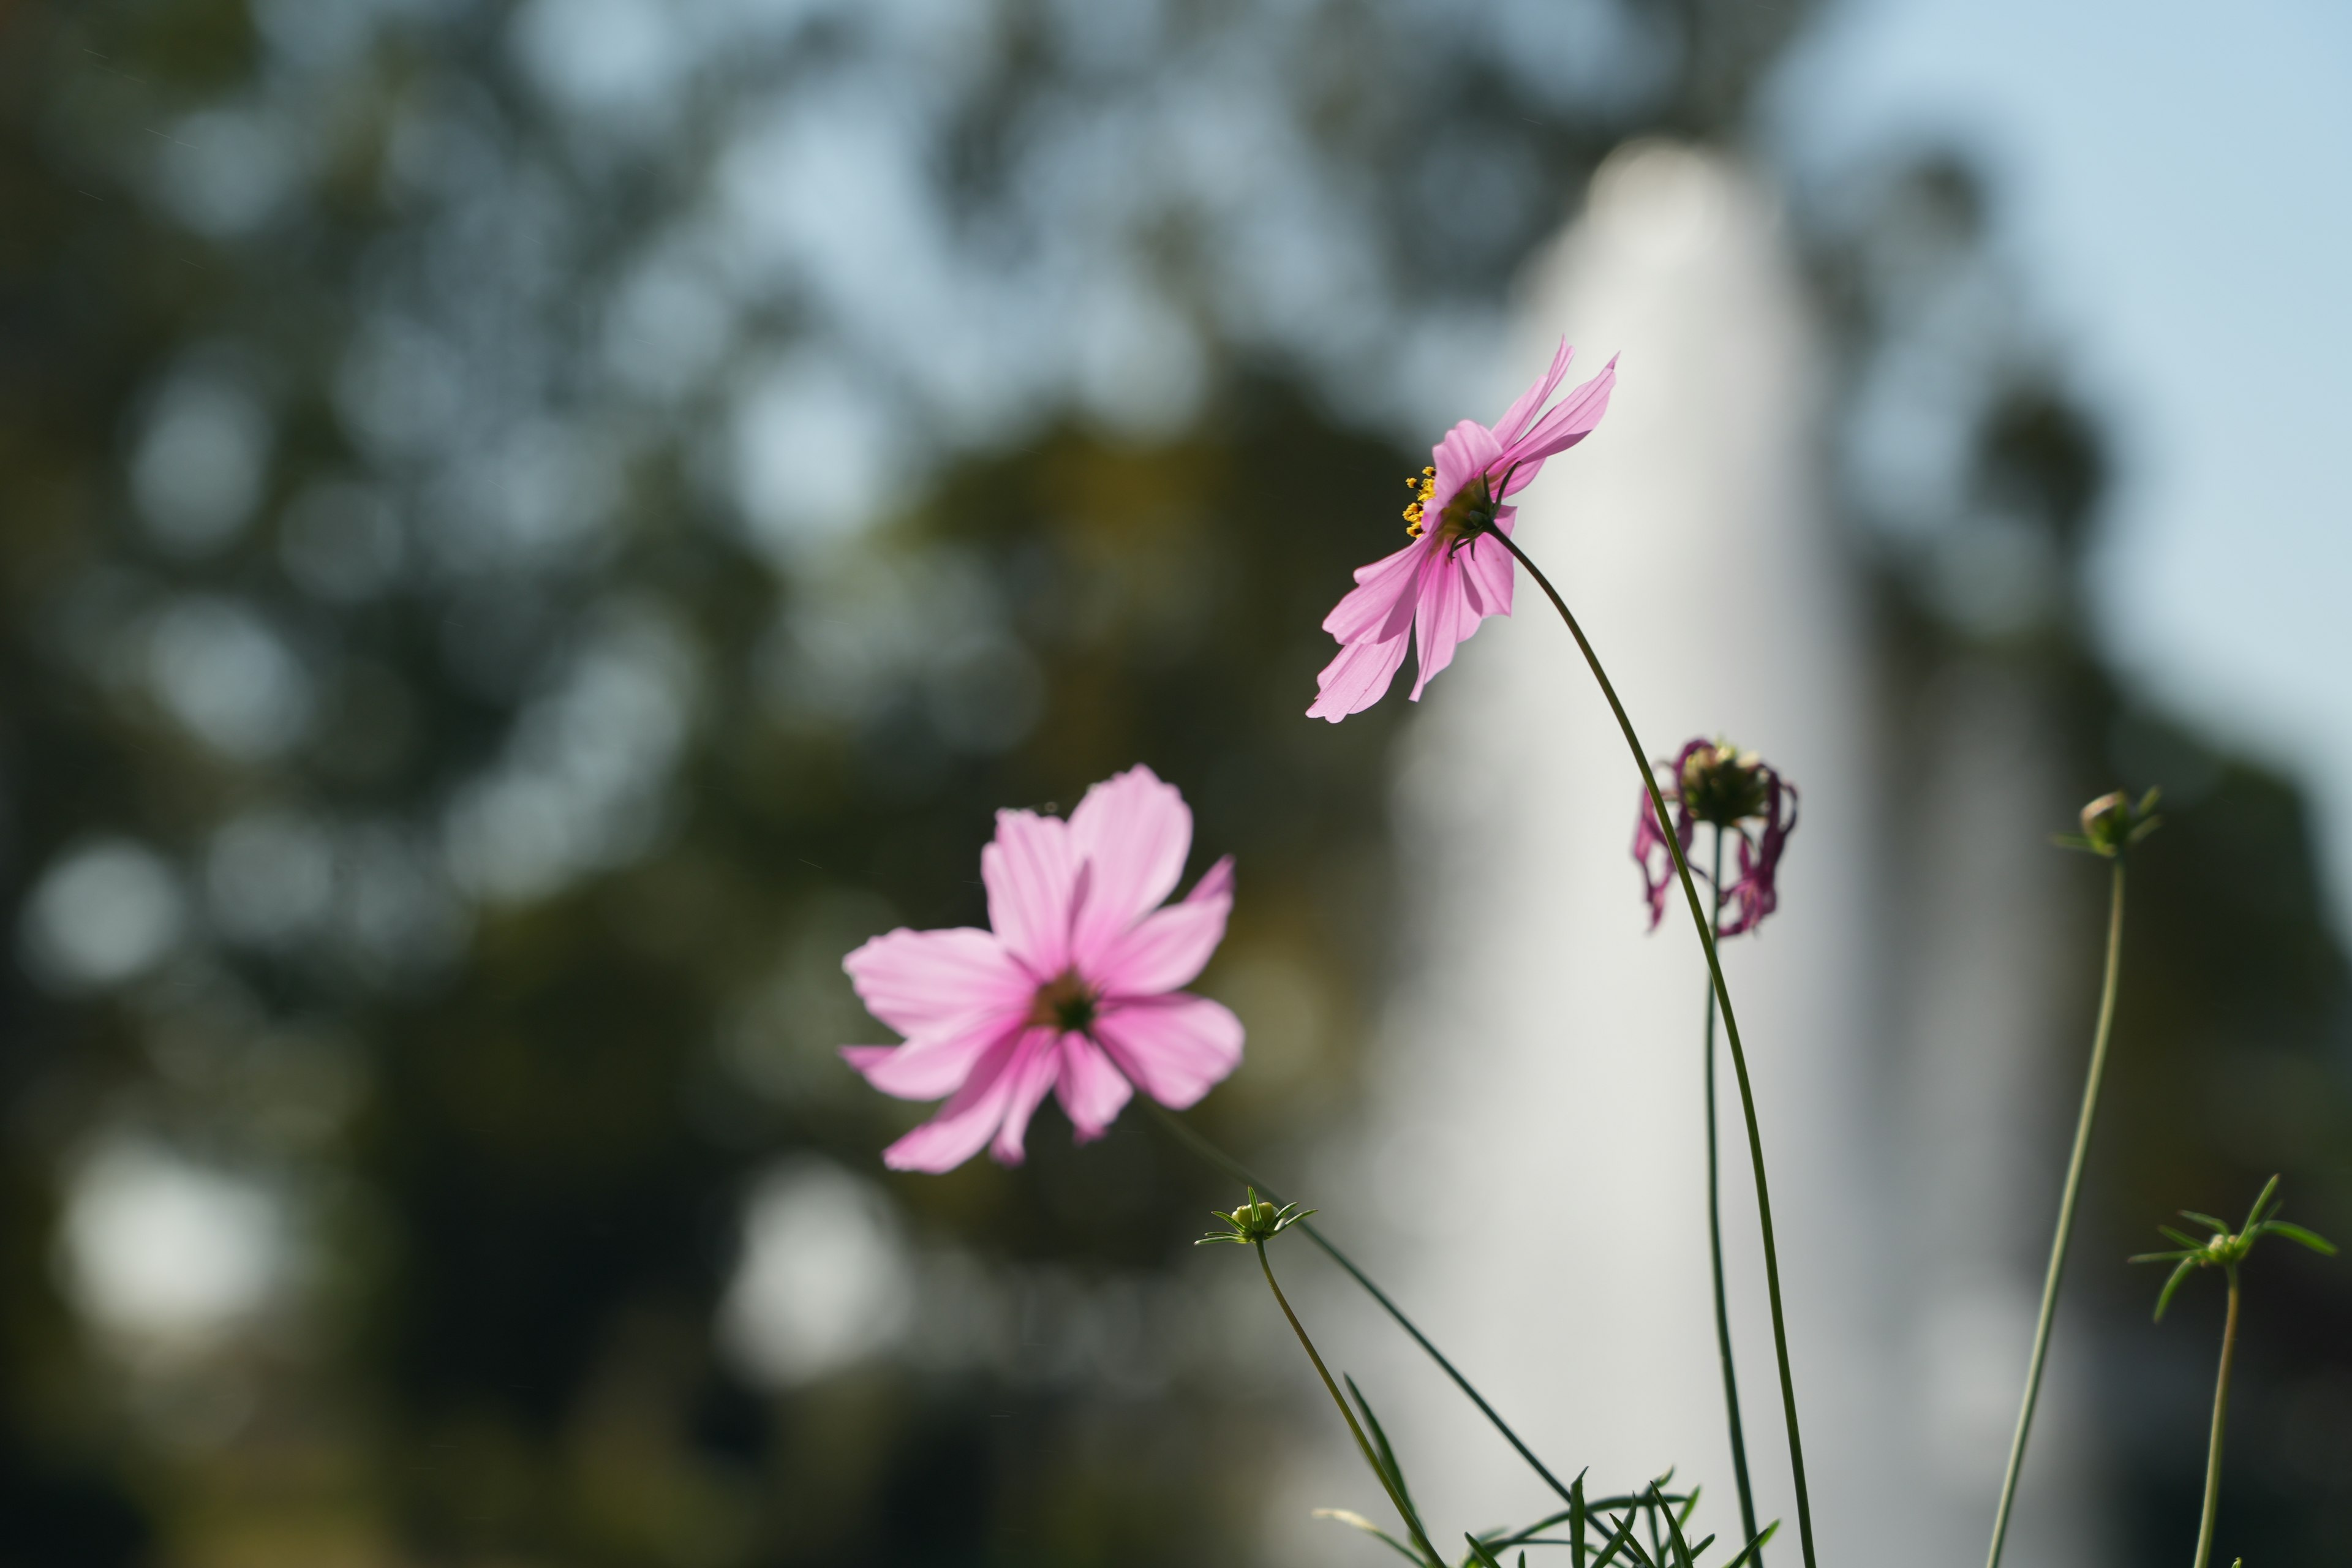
<box><xmin>61</xmin><ymin>1137</ymin><xmax>287</xmax><ymax>1349</ymax></box>
<box><xmin>720</xmin><ymin>1156</ymin><xmax>913</xmax><ymax>1387</ymax></box>
<box><xmin>1280</xmin><ymin>143</ymin><xmax>2100</xmax><ymax>1566</ymax></box>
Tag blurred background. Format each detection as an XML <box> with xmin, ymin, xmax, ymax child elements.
<box><xmin>0</xmin><ymin>2</ymin><xmax>2346</xmax><ymax>1566</ymax></box>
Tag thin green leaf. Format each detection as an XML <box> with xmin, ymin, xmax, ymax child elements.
<box><xmin>1502</xmin><ymin>1494</ymin><xmax>1686</xmax><ymax>1550</ymax></box>
<box><xmin>1618</xmin><ymin>1509</ymin><xmax>1662</xmax><ymax>1568</ymax></box>
<box><xmin>1719</xmin><ymin>1521</ymin><xmax>1779</xmax><ymax>1568</ymax></box>
<box><xmin>1589</xmin><ymin>1507</ymin><xmax>1648</xmax><ymax>1568</ymax></box>
<box><xmin>2154</xmin><ymin>1256</ymin><xmax>2198</xmax><ymax>1321</ymax></box>
<box><xmin>1464</xmin><ymin>1533</ymin><xmax>1508</xmax><ymax>1568</ymax></box>
<box><xmin>2260</xmin><ymin>1219</ymin><xmax>2339</xmax><ymax>1256</ymax></box>
<box><xmin>2240</xmin><ymin>1174</ymin><xmax>2282</xmax><ymax>1232</ymax></box>
<box><xmin>1654</xmin><ymin>1484</ymin><xmax>1700</xmax><ymax>1568</ymax></box>
<box><xmin>2179</xmin><ymin>1211</ymin><xmax>2230</xmax><ymax>1235</ymax></box>
<box><xmin>1345</xmin><ymin>1375</ymin><xmax>1420</xmax><ymax>1525</ymax></box>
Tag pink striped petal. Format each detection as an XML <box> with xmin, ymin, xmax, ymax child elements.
<box><xmin>1308</xmin><ymin>627</ymin><xmax>1412</xmax><ymax>722</ymax></box>
<box><xmin>1504</xmin><ymin>356</ymin><xmax>1618</xmax><ymax>464</ymax></box>
<box><xmin>981</xmin><ymin>810</ymin><xmax>1080</xmax><ymax>976</ymax></box>
<box><xmin>988</xmin><ymin>1029</ymin><xmax>1065</xmax><ymax>1165</ymax></box>
<box><xmin>1456</xmin><ymin>519</ymin><xmax>1516</xmax><ymax>619</ymax></box>
<box><xmin>1183</xmin><ymin>854</ymin><xmax>1235</xmax><ymax>907</ymax></box>
<box><xmin>1055</xmin><ymin>1034</ymin><xmax>1133</xmax><ymax>1142</ymax></box>
<box><xmin>1091</xmin><ymin>891</ymin><xmax>1230</xmax><ymax>1000</ymax></box>
<box><xmin>1321</xmin><ymin>539</ymin><xmax>1427</xmax><ymax>643</ymax></box>
<box><xmin>1066</xmin><ymin>764</ymin><xmax>1192</xmax><ymax>963</ymax></box>
<box><xmin>1093</xmin><ymin>995</ymin><xmax>1243</xmax><ymax>1109</ymax></box>
<box><xmin>840</xmin><ymin>1009</ymin><xmax>1024</xmax><ymax>1100</ymax></box>
<box><xmin>1409</xmin><ymin>557</ymin><xmax>1479</xmax><ymax>701</ymax></box>
<box><xmin>843</xmin><ymin>926</ymin><xmax>1031</xmax><ymax>1039</ymax></box>
<box><xmin>1428</xmin><ymin>420</ymin><xmax>1504</xmax><ymax>516</ymax></box>
<box><xmin>1493</xmin><ymin>337</ymin><xmax>1575</xmax><ymax>447</ymax></box>
<box><xmin>880</xmin><ymin>1029</ymin><xmax>1025</xmax><ymax>1172</ymax></box>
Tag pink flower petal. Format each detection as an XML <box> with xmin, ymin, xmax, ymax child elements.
<box><xmin>880</xmin><ymin>1029</ymin><xmax>1025</xmax><ymax>1172</ymax></box>
<box><xmin>1321</xmin><ymin>539</ymin><xmax>1427</xmax><ymax>643</ymax></box>
<box><xmin>988</xmin><ymin>1028</ymin><xmax>1065</xmax><ymax>1165</ymax></box>
<box><xmin>1066</xmin><ymin>764</ymin><xmax>1193</xmax><ymax>963</ymax></box>
<box><xmin>1493</xmin><ymin>337</ymin><xmax>1575</xmax><ymax>447</ymax></box>
<box><xmin>843</xmin><ymin>925</ymin><xmax>1032</xmax><ymax>1039</ymax></box>
<box><xmin>1091</xmin><ymin>890</ymin><xmax>1230</xmax><ymax>999</ymax></box>
<box><xmin>1308</xmin><ymin>627</ymin><xmax>1413</xmax><ymax>722</ymax></box>
<box><xmin>1428</xmin><ymin>420</ymin><xmax>1504</xmax><ymax>516</ymax></box>
<box><xmin>1505</xmin><ymin>356</ymin><xmax>1618</xmax><ymax>464</ymax></box>
<box><xmin>1455</xmin><ymin>519</ymin><xmax>1515</xmax><ymax>619</ymax></box>
<box><xmin>1093</xmin><ymin>995</ymin><xmax>1243</xmax><ymax>1109</ymax></box>
<box><xmin>981</xmin><ymin>809</ymin><xmax>1080</xmax><ymax>976</ymax></box>
<box><xmin>1408</xmin><ymin>557</ymin><xmax>1472</xmax><ymax>701</ymax></box>
<box><xmin>1183</xmin><ymin>854</ymin><xmax>1235</xmax><ymax>907</ymax></box>
<box><xmin>1055</xmin><ymin>1034</ymin><xmax>1133</xmax><ymax>1142</ymax></box>
<box><xmin>841</xmin><ymin>1009</ymin><xmax>1025</xmax><ymax>1100</ymax></box>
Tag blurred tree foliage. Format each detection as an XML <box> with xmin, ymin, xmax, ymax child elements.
<box><xmin>0</xmin><ymin>2</ymin><xmax>1812</xmax><ymax>1565</ymax></box>
<box><xmin>1</xmin><ymin>1</ymin><xmax>2344</xmax><ymax>1567</ymax></box>
<box><xmin>1812</xmin><ymin>153</ymin><xmax>2352</xmax><ymax>1561</ymax></box>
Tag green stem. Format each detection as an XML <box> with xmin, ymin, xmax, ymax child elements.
<box><xmin>2193</xmin><ymin>1268</ymin><xmax>2239</xmax><ymax>1568</ymax></box>
<box><xmin>1256</xmin><ymin>1240</ymin><xmax>1446</xmax><ymax>1567</ymax></box>
<box><xmin>1703</xmin><ymin>826</ymin><xmax>1762</xmax><ymax>1562</ymax></box>
<box><xmin>1142</xmin><ymin>1100</ymin><xmax>1582</xmax><ymax>1506</ymax></box>
<box><xmin>1485</xmin><ymin>526</ymin><xmax>1817</xmax><ymax>1568</ymax></box>
<box><xmin>1985</xmin><ymin>858</ymin><xmax>2128</xmax><ymax>1568</ymax></box>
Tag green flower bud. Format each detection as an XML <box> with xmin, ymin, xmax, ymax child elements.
<box><xmin>1197</xmin><ymin>1187</ymin><xmax>1316</xmax><ymax>1246</ymax></box>
<box><xmin>2061</xmin><ymin>787</ymin><xmax>2161</xmax><ymax>858</ymax></box>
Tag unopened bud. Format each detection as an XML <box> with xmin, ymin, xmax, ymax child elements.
<box><xmin>1197</xmin><ymin>1187</ymin><xmax>1316</xmax><ymax>1247</ymax></box>
<box><xmin>2068</xmin><ymin>788</ymin><xmax>2161</xmax><ymax>858</ymax></box>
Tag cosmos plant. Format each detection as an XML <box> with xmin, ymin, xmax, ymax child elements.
<box><xmin>835</xmin><ymin>341</ymin><xmax>2330</xmax><ymax>1568</ymax></box>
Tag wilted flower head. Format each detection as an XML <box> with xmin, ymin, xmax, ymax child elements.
<box><xmin>840</xmin><ymin>765</ymin><xmax>1242</xmax><ymax>1172</ymax></box>
<box><xmin>1634</xmin><ymin>738</ymin><xmax>1798</xmax><ymax>937</ymax></box>
<box><xmin>2057</xmin><ymin>788</ymin><xmax>2161</xmax><ymax>858</ymax></box>
<box><xmin>1197</xmin><ymin>1187</ymin><xmax>1315</xmax><ymax>1247</ymax></box>
<box><xmin>1308</xmin><ymin>339</ymin><xmax>1616</xmax><ymax>722</ymax></box>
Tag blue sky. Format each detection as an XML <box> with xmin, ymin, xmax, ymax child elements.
<box><xmin>1774</xmin><ymin>0</ymin><xmax>2352</xmax><ymax>920</ymax></box>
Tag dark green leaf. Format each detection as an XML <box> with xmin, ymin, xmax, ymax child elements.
<box><xmin>1720</xmin><ymin>1521</ymin><xmax>1779</xmax><ymax>1568</ymax></box>
<box><xmin>2154</xmin><ymin>1256</ymin><xmax>2198</xmax><ymax>1321</ymax></box>
<box><xmin>1346</xmin><ymin>1375</ymin><xmax>1419</xmax><ymax>1523</ymax></box>
<box><xmin>2261</xmin><ymin>1220</ymin><xmax>2339</xmax><ymax>1256</ymax></box>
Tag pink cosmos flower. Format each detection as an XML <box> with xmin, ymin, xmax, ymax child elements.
<box><xmin>841</xmin><ymin>765</ymin><xmax>1242</xmax><ymax>1172</ymax></box>
<box><xmin>1308</xmin><ymin>338</ymin><xmax>1618</xmax><ymax>721</ymax></box>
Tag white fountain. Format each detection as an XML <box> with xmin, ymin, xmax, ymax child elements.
<box><xmin>1273</xmin><ymin>141</ymin><xmax>2102</xmax><ymax>1568</ymax></box>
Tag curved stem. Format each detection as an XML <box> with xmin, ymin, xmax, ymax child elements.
<box><xmin>1142</xmin><ymin>1101</ymin><xmax>1582</xmax><ymax>1506</ymax></box>
<box><xmin>2193</xmin><ymin>1268</ymin><xmax>2240</xmax><ymax>1568</ymax></box>
<box><xmin>1704</xmin><ymin>826</ymin><xmax>1762</xmax><ymax>1561</ymax></box>
<box><xmin>1257</xmin><ymin>1240</ymin><xmax>1446</xmax><ymax>1567</ymax></box>
<box><xmin>1485</xmin><ymin>526</ymin><xmax>1817</xmax><ymax>1568</ymax></box>
<box><xmin>1985</xmin><ymin>858</ymin><xmax>2128</xmax><ymax>1568</ymax></box>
